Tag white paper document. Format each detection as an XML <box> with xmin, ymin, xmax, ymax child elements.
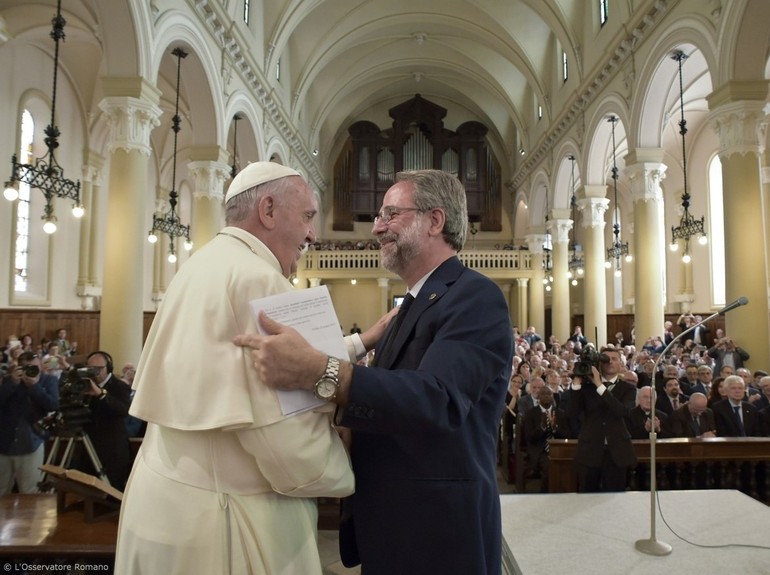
<box><xmin>249</xmin><ymin>285</ymin><xmax>347</xmax><ymax>416</ymax></box>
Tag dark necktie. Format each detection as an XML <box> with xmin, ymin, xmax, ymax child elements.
<box><xmin>692</xmin><ymin>415</ymin><xmax>701</xmax><ymax>436</ymax></box>
<box><xmin>373</xmin><ymin>293</ymin><xmax>414</xmax><ymax>366</ymax></box>
<box><xmin>605</xmin><ymin>381</ymin><xmax>615</xmax><ymax>393</ymax></box>
<box><xmin>544</xmin><ymin>410</ymin><xmax>553</xmax><ymax>453</ymax></box>
<box><xmin>732</xmin><ymin>405</ymin><xmax>745</xmax><ymax>436</ymax></box>
<box><xmin>672</xmin><ymin>397</ymin><xmax>679</xmax><ymax>410</ymax></box>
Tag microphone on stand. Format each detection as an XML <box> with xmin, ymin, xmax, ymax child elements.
<box><xmin>717</xmin><ymin>296</ymin><xmax>748</xmax><ymax>315</ymax></box>
<box><xmin>634</xmin><ymin>297</ymin><xmax>748</xmax><ymax>557</ymax></box>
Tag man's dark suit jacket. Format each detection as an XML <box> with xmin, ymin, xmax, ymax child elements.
<box><xmin>711</xmin><ymin>399</ymin><xmax>762</xmax><ymax>437</ymax></box>
<box><xmin>625</xmin><ymin>406</ymin><xmax>668</xmax><ymax>439</ymax></box>
<box><xmin>665</xmin><ymin>405</ymin><xmax>716</xmax><ymax>438</ymax></box>
<box><xmin>339</xmin><ymin>257</ymin><xmax>513</xmax><ymax>575</ymax></box>
<box><xmin>522</xmin><ymin>404</ymin><xmax>569</xmax><ymax>466</ymax></box>
<box><xmin>655</xmin><ymin>393</ymin><xmax>688</xmax><ymax>417</ymax></box>
<box><xmin>568</xmin><ymin>380</ymin><xmax>637</xmax><ymax>468</ymax></box>
<box><xmin>81</xmin><ymin>375</ymin><xmax>133</xmax><ymax>490</ymax></box>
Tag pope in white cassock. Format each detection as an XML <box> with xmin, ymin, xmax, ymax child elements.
<box><xmin>115</xmin><ymin>162</ymin><xmax>359</xmax><ymax>574</ymax></box>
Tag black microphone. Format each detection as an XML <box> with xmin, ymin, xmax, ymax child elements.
<box><xmin>718</xmin><ymin>296</ymin><xmax>748</xmax><ymax>315</ymax></box>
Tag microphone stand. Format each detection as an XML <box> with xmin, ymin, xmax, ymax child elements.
<box><xmin>634</xmin><ymin>306</ymin><xmax>732</xmax><ymax>556</ymax></box>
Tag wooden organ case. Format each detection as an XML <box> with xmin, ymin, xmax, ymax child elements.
<box><xmin>333</xmin><ymin>94</ymin><xmax>502</xmax><ymax>232</ymax></box>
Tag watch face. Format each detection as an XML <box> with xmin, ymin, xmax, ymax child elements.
<box><xmin>317</xmin><ymin>378</ymin><xmax>337</xmax><ymax>398</ymax></box>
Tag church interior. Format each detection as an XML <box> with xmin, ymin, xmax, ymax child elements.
<box><xmin>1</xmin><ymin>0</ymin><xmax>770</xmax><ymax>572</ymax></box>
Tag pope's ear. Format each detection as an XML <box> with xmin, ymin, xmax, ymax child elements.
<box><xmin>258</xmin><ymin>194</ymin><xmax>277</xmax><ymax>229</ymax></box>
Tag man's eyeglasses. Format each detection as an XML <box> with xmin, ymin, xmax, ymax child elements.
<box><xmin>373</xmin><ymin>206</ymin><xmax>423</xmax><ymax>225</ymax></box>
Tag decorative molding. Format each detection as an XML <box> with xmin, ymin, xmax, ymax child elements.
<box><xmin>511</xmin><ymin>0</ymin><xmax>672</xmax><ymax>189</ymax></box>
<box><xmin>577</xmin><ymin>197</ymin><xmax>609</xmax><ymax>228</ymax></box>
<box><xmin>191</xmin><ymin>0</ymin><xmax>325</xmax><ymax>190</ymax></box>
<box><xmin>187</xmin><ymin>160</ymin><xmax>229</xmax><ymax>200</ymax></box>
<box><xmin>98</xmin><ymin>97</ymin><xmax>162</xmax><ymax>156</ymax></box>
<box><xmin>710</xmin><ymin>102</ymin><xmax>768</xmax><ymax>160</ymax></box>
<box><xmin>626</xmin><ymin>162</ymin><xmax>666</xmax><ymax>203</ymax></box>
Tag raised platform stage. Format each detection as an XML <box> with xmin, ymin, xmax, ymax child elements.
<box><xmin>501</xmin><ymin>489</ymin><xmax>770</xmax><ymax>575</ymax></box>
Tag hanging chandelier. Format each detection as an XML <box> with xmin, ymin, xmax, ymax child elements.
<box><xmin>566</xmin><ymin>154</ymin><xmax>584</xmax><ymax>285</ymax></box>
<box><xmin>543</xmin><ymin>189</ymin><xmax>554</xmax><ymax>292</ymax></box>
<box><xmin>605</xmin><ymin>115</ymin><xmax>631</xmax><ymax>277</ymax></box>
<box><xmin>230</xmin><ymin>113</ymin><xmax>242</xmax><ymax>178</ymax></box>
<box><xmin>668</xmin><ymin>50</ymin><xmax>706</xmax><ymax>263</ymax></box>
<box><xmin>3</xmin><ymin>0</ymin><xmax>84</xmax><ymax>234</ymax></box>
<box><xmin>147</xmin><ymin>47</ymin><xmax>193</xmax><ymax>263</ymax></box>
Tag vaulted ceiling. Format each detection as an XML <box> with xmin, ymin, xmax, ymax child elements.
<box><xmin>262</xmin><ymin>0</ymin><xmax>586</xmax><ymax>172</ymax></box>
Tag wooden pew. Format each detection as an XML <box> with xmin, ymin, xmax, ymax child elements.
<box><xmin>548</xmin><ymin>437</ymin><xmax>770</xmax><ymax>502</ymax></box>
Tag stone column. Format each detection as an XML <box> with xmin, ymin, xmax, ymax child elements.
<box><xmin>708</xmin><ymin>84</ymin><xmax>770</xmax><ymax>370</ymax></box>
<box><xmin>577</xmin><ymin>188</ymin><xmax>609</xmax><ymax>346</ymax></box>
<box><xmin>188</xmin><ymin>146</ymin><xmax>230</xmax><ymax>247</ymax></box>
<box><xmin>525</xmin><ymin>234</ymin><xmax>547</xmax><ymax>336</ymax></box>
<box><xmin>548</xmin><ymin>216</ymin><xmax>572</xmax><ymax>342</ymax></box>
<box><xmin>98</xmin><ymin>78</ymin><xmax>162</xmax><ymax>367</ymax></box>
<box><xmin>76</xmin><ymin>151</ymin><xmax>105</xmax><ymax>310</ymax></box>
<box><xmin>625</xmin><ymin>149</ymin><xmax>666</xmax><ymax>350</ymax></box>
<box><xmin>377</xmin><ymin>277</ymin><xmax>390</xmax><ymax>315</ymax></box>
<box><xmin>516</xmin><ymin>278</ymin><xmax>529</xmax><ymax>331</ymax></box>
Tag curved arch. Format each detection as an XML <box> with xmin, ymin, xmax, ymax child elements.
<box><xmin>551</xmin><ymin>139</ymin><xmax>582</xmax><ymax>211</ymax></box>
<box><xmin>152</xmin><ymin>12</ymin><xmax>225</xmax><ymax>147</ymax></box>
<box><xmin>718</xmin><ymin>0</ymin><xmax>770</xmax><ymax>83</ymax></box>
<box><xmin>584</xmin><ymin>97</ymin><xmax>630</xmax><ymax>186</ymax></box>
<box><xmin>632</xmin><ymin>18</ymin><xmax>716</xmax><ymax>149</ymax></box>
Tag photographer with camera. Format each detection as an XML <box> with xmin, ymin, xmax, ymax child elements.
<box><xmin>70</xmin><ymin>351</ymin><xmax>133</xmax><ymax>491</ymax></box>
<box><xmin>0</xmin><ymin>351</ymin><xmax>59</xmax><ymax>494</ymax></box>
<box><xmin>567</xmin><ymin>346</ymin><xmax>637</xmax><ymax>492</ymax></box>
<box><xmin>707</xmin><ymin>336</ymin><xmax>750</xmax><ymax>377</ymax></box>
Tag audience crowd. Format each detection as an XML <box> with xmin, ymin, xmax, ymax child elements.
<box><xmin>2</xmin><ymin>317</ymin><xmax>769</xmax><ymax>499</ymax></box>
<box><xmin>500</xmin><ymin>320</ymin><xmax>770</xmax><ymax>498</ymax></box>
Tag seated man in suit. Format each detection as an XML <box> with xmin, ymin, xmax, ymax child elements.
<box><xmin>518</xmin><ymin>377</ymin><xmax>545</xmax><ymax>418</ymax></box>
<box><xmin>712</xmin><ymin>375</ymin><xmax>762</xmax><ymax>437</ymax></box>
<box><xmin>626</xmin><ymin>386</ymin><xmax>668</xmax><ymax>440</ymax></box>
<box><xmin>656</xmin><ymin>377</ymin><xmax>688</xmax><ymax>417</ymax></box>
<box><xmin>665</xmin><ymin>392</ymin><xmax>717</xmax><ymax>488</ymax></box>
<box><xmin>691</xmin><ymin>365</ymin><xmax>713</xmax><ymax>396</ymax></box>
<box><xmin>665</xmin><ymin>392</ymin><xmax>716</xmax><ymax>438</ymax></box>
<box><xmin>522</xmin><ymin>386</ymin><xmax>569</xmax><ymax>492</ymax></box>
<box><xmin>626</xmin><ymin>385</ymin><xmax>668</xmax><ymax>489</ymax></box>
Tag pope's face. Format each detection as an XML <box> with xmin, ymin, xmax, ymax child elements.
<box><xmin>272</xmin><ymin>180</ymin><xmax>318</xmax><ymax>277</ymax></box>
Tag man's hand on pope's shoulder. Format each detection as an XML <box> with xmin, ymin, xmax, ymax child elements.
<box><xmin>233</xmin><ymin>311</ymin><xmax>327</xmax><ymax>392</ymax></box>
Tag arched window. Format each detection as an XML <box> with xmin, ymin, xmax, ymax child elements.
<box><xmin>14</xmin><ymin>110</ymin><xmax>34</xmax><ymax>292</ymax></box>
<box><xmin>10</xmin><ymin>102</ymin><xmax>52</xmax><ymax>304</ymax></box>
<box><xmin>708</xmin><ymin>156</ymin><xmax>725</xmax><ymax>306</ymax></box>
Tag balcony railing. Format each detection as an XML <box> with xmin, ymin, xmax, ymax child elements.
<box><xmin>299</xmin><ymin>249</ymin><xmax>536</xmax><ymax>277</ymax></box>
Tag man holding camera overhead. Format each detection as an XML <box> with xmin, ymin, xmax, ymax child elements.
<box><xmin>0</xmin><ymin>351</ymin><xmax>59</xmax><ymax>494</ymax></box>
<box><xmin>568</xmin><ymin>346</ymin><xmax>636</xmax><ymax>492</ymax></box>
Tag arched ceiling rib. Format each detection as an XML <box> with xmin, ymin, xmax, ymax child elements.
<box><xmin>268</xmin><ymin>0</ymin><xmax>565</xmax><ymax>167</ymax></box>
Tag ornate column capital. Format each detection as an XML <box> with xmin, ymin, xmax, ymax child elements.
<box><xmin>576</xmin><ymin>197</ymin><xmax>609</xmax><ymax>229</ymax></box>
<box><xmin>525</xmin><ymin>234</ymin><xmax>548</xmax><ymax>253</ymax></box>
<box><xmin>707</xmin><ymin>85</ymin><xmax>768</xmax><ymax>160</ymax></box>
<box><xmin>188</xmin><ymin>161</ymin><xmax>230</xmax><ymax>201</ymax></box>
<box><xmin>625</xmin><ymin>162</ymin><xmax>666</xmax><ymax>204</ymax></box>
<box><xmin>99</xmin><ymin>97</ymin><xmax>162</xmax><ymax>156</ymax></box>
<box><xmin>547</xmin><ymin>218</ymin><xmax>573</xmax><ymax>244</ymax></box>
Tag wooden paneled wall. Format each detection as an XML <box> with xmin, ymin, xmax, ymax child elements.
<box><xmin>0</xmin><ymin>310</ymin><xmax>155</xmax><ymax>356</ymax></box>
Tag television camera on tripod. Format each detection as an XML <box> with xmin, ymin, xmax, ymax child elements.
<box><xmin>37</xmin><ymin>365</ymin><xmax>111</xmax><ymax>489</ymax></box>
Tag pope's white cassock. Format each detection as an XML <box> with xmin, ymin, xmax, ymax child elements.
<box><xmin>114</xmin><ymin>225</ymin><xmax>354</xmax><ymax>574</ymax></box>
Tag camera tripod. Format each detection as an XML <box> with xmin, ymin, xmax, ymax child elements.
<box><xmin>40</xmin><ymin>429</ymin><xmax>111</xmax><ymax>490</ymax></box>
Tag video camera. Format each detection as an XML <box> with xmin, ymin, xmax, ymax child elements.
<box><xmin>35</xmin><ymin>366</ymin><xmax>101</xmax><ymax>436</ymax></box>
<box><xmin>572</xmin><ymin>347</ymin><xmax>611</xmax><ymax>378</ymax></box>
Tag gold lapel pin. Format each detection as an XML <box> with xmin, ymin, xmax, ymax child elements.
<box><xmin>428</xmin><ymin>293</ymin><xmax>437</xmax><ymax>300</ymax></box>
